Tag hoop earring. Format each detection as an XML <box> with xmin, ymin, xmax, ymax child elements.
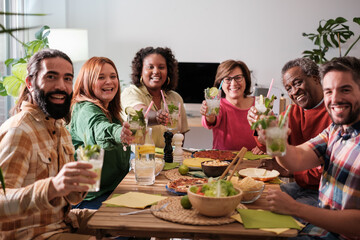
<box><xmin>167</xmin><ymin>77</ymin><xmax>170</xmax><ymax>85</ymax></box>
<box><xmin>140</xmin><ymin>76</ymin><xmax>143</xmax><ymax>84</ymax></box>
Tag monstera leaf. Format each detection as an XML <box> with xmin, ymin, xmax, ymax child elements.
<box><xmin>3</xmin><ymin>63</ymin><xmax>27</xmax><ymax>97</ymax></box>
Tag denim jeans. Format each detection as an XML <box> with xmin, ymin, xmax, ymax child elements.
<box><xmin>280</xmin><ymin>181</ymin><xmax>319</xmax><ymax>207</ymax></box>
<box><xmin>72</xmin><ymin>191</ymin><xmax>112</xmax><ymax>210</ymax></box>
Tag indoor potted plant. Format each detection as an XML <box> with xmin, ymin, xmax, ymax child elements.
<box><xmin>302</xmin><ymin>17</ymin><xmax>360</xmax><ymax>64</ymax></box>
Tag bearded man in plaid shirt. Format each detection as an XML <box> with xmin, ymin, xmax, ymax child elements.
<box><xmin>0</xmin><ymin>49</ymin><xmax>107</xmax><ymax>240</ymax></box>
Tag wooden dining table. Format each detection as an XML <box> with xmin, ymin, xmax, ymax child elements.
<box><xmin>88</xmin><ymin>158</ymin><xmax>298</xmax><ymax>239</ymax></box>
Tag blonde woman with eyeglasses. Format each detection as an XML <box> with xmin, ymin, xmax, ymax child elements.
<box><xmin>200</xmin><ymin>60</ymin><xmax>261</xmax><ymax>152</ymax></box>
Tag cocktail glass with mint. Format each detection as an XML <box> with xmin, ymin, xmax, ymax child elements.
<box><xmin>265</xmin><ymin>126</ymin><xmax>287</xmax><ymax>157</ymax></box>
<box><xmin>77</xmin><ymin>145</ymin><xmax>104</xmax><ymax>192</ymax></box>
<box><xmin>264</xmin><ymin>105</ymin><xmax>292</xmax><ymax>157</ymax></box>
<box><xmin>126</xmin><ymin>107</ymin><xmax>147</xmax><ymax>145</ymax></box>
<box><xmin>166</xmin><ymin>102</ymin><xmax>179</xmax><ymax>131</ymax></box>
<box><xmin>204</xmin><ymin>87</ymin><xmax>221</xmax><ymax>116</ymax></box>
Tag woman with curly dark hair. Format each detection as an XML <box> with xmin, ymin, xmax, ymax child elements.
<box><xmin>122</xmin><ymin>47</ymin><xmax>189</xmax><ymax>148</ymax></box>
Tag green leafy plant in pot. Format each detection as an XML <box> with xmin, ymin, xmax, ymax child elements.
<box><xmin>1</xmin><ymin>25</ymin><xmax>50</xmax><ymax>97</ymax></box>
<box><xmin>302</xmin><ymin>17</ymin><xmax>360</xmax><ymax>64</ymax></box>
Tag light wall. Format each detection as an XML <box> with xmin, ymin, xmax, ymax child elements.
<box><xmin>30</xmin><ymin>0</ymin><xmax>360</xmax><ymax>90</ymax></box>
<box><xmin>26</xmin><ymin>0</ymin><xmax>360</xmax><ymax>148</ymax></box>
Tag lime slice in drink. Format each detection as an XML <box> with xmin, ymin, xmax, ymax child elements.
<box><xmin>259</xmin><ymin>95</ymin><xmax>264</xmax><ymax>105</ymax></box>
<box><xmin>125</xmin><ymin>107</ymin><xmax>136</xmax><ymax>116</ymax></box>
<box><xmin>209</xmin><ymin>87</ymin><xmax>219</xmax><ymax>98</ymax></box>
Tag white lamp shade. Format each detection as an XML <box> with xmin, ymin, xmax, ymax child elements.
<box><xmin>48</xmin><ymin>29</ymin><xmax>89</xmax><ymax>62</ymax></box>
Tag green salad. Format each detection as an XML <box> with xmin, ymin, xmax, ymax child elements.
<box><xmin>189</xmin><ymin>179</ymin><xmax>238</xmax><ymax>197</ymax></box>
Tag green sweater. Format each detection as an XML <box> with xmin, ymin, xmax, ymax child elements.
<box><xmin>69</xmin><ymin>101</ymin><xmax>130</xmax><ymax>201</ymax></box>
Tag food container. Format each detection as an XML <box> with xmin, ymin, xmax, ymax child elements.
<box><xmin>187</xmin><ymin>185</ymin><xmax>242</xmax><ymax>217</ymax></box>
<box><xmin>241</xmin><ymin>184</ymin><xmax>265</xmax><ymax>203</ymax></box>
<box><xmin>201</xmin><ymin>160</ymin><xmax>229</xmax><ymax>177</ymax></box>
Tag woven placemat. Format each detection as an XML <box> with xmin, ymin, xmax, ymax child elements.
<box><xmin>151</xmin><ymin>197</ymin><xmax>246</xmax><ymax>226</ymax></box>
<box><xmin>164</xmin><ymin>168</ymin><xmax>193</xmax><ymax>181</ymax></box>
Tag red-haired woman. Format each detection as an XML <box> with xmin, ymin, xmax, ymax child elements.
<box><xmin>68</xmin><ymin>57</ymin><xmax>132</xmax><ymax>209</ymax></box>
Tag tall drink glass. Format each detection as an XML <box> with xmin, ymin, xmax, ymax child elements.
<box><xmin>166</xmin><ymin>102</ymin><xmax>179</xmax><ymax>131</ymax></box>
<box><xmin>265</xmin><ymin>125</ymin><xmax>287</xmax><ymax>157</ymax></box>
<box><xmin>77</xmin><ymin>147</ymin><xmax>104</xmax><ymax>192</ymax></box>
<box><xmin>135</xmin><ymin>128</ymin><xmax>156</xmax><ymax>185</ymax></box>
<box><xmin>204</xmin><ymin>88</ymin><xmax>221</xmax><ymax>116</ymax></box>
<box><xmin>127</xmin><ymin>114</ymin><xmax>146</xmax><ymax>145</ymax></box>
<box><xmin>255</xmin><ymin>96</ymin><xmax>267</xmax><ymax>114</ymax></box>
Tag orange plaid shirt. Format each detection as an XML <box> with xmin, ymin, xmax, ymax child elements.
<box><xmin>0</xmin><ymin>102</ymin><xmax>84</xmax><ymax>240</ymax></box>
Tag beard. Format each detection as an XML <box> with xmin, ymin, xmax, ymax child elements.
<box><xmin>328</xmin><ymin>102</ymin><xmax>360</xmax><ymax>126</ymax></box>
<box><xmin>33</xmin><ymin>85</ymin><xmax>72</xmax><ymax>120</ymax></box>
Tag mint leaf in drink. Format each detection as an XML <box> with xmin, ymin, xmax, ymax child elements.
<box><xmin>263</xmin><ymin>95</ymin><xmax>277</xmax><ymax>115</ymax></box>
<box><xmin>78</xmin><ymin>144</ymin><xmax>101</xmax><ymax>161</ymax></box>
<box><xmin>129</xmin><ymin>108</ymin><xmax>146</xmax><ymax>127</ymax></box>
<box><xmin>252</xmin><ymin>95</ymin><xmax>277</xmax><ymax>129</ymax></box>
<box><xmin>168</xmin><ymin>102</ymin><xmax>178</xmax><ymax>114</ymax></box>
<box><xmin>251</xmin><ymin>115</ymin><xmax>277</xmax><ymax>130</ymax></box>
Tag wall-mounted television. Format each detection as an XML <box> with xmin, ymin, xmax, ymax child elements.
<box><xmin>176</xmin><ymin>62</ymin><xmax>220</xmax><ymax>103</ymax></box>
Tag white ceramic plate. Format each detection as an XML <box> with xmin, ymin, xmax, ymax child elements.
<box><xmin>238</xmin><ymin>168</ymin><xmax>280</xmax><ymax>181</ymax></box>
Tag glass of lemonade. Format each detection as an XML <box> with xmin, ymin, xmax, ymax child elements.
<box><xmin>166</xmin><ymin>102</ymin><xmax>179</xmax><ymax>131</ymax></box>
<box><xmin>265</xmin><ymin>126</ymin><xmax>287</xmax><ymax>157</ymax></box>
<box><xmin>134</xmin><ymin>128</ymin><xmax>156</xmax><ymax>185</ymax></box>
<box><xmin>204</xmin><ymin>87</ymin><xmax>221</xmax><ymax>116</ymax></box>
<box><xmin>77</xmin><ymin>147</ymin><xmax>104</xmax><ymax>192</ymax></box>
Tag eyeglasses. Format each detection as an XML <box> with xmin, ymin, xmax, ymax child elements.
<box><xmin>222</xmin><ymin>75</ymin><xmax>244</xmax><ymax>84</ymax></box>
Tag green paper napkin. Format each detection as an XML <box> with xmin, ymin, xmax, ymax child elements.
<box><xmin>163</xmin><ymin>162</ymin><xmax>179</xmax><ymax>170</ymax></box>
<box><xmin>243</xmin><ymin>151</ymin><xmax>272</xmax><ymax>160</ymax></box>
<box><xmin>237</xmin><ymin>209</ymin><xmax>301</xmax><ymax>229</ymax></box>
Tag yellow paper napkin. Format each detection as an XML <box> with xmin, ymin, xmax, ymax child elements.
<box><xmin>103</xmin><ymin>192</ymin><xmax>168</xmax><ymax>209</ymax></box>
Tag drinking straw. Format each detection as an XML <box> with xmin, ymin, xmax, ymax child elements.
<box><xmin>144</xmin><ymin>100</ymin><xmax>154</xmax><ymax>119</ymax></box>
<box><xmin>178</xmin><ymin>102</ymin><xmax>181</xmax><ymax>117</ymax></box>
<box><xmin>160</xmin><ymin>90</ymin><xmax>169</xmax><ymax>112</ymax></box>
<box><xmin>266</xmin><ymin>78</ymin><xmax>274</xmax><ymax>98</ymax></box>
<box><xmin>279</xmin><ymin>104</ymin><xmax>292</xmax><ymax>128</ymax></box>
<box><xmin>219</xmin><ymin>80</ymin><xmax>223</xmax><ymax>90</ymax></box>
